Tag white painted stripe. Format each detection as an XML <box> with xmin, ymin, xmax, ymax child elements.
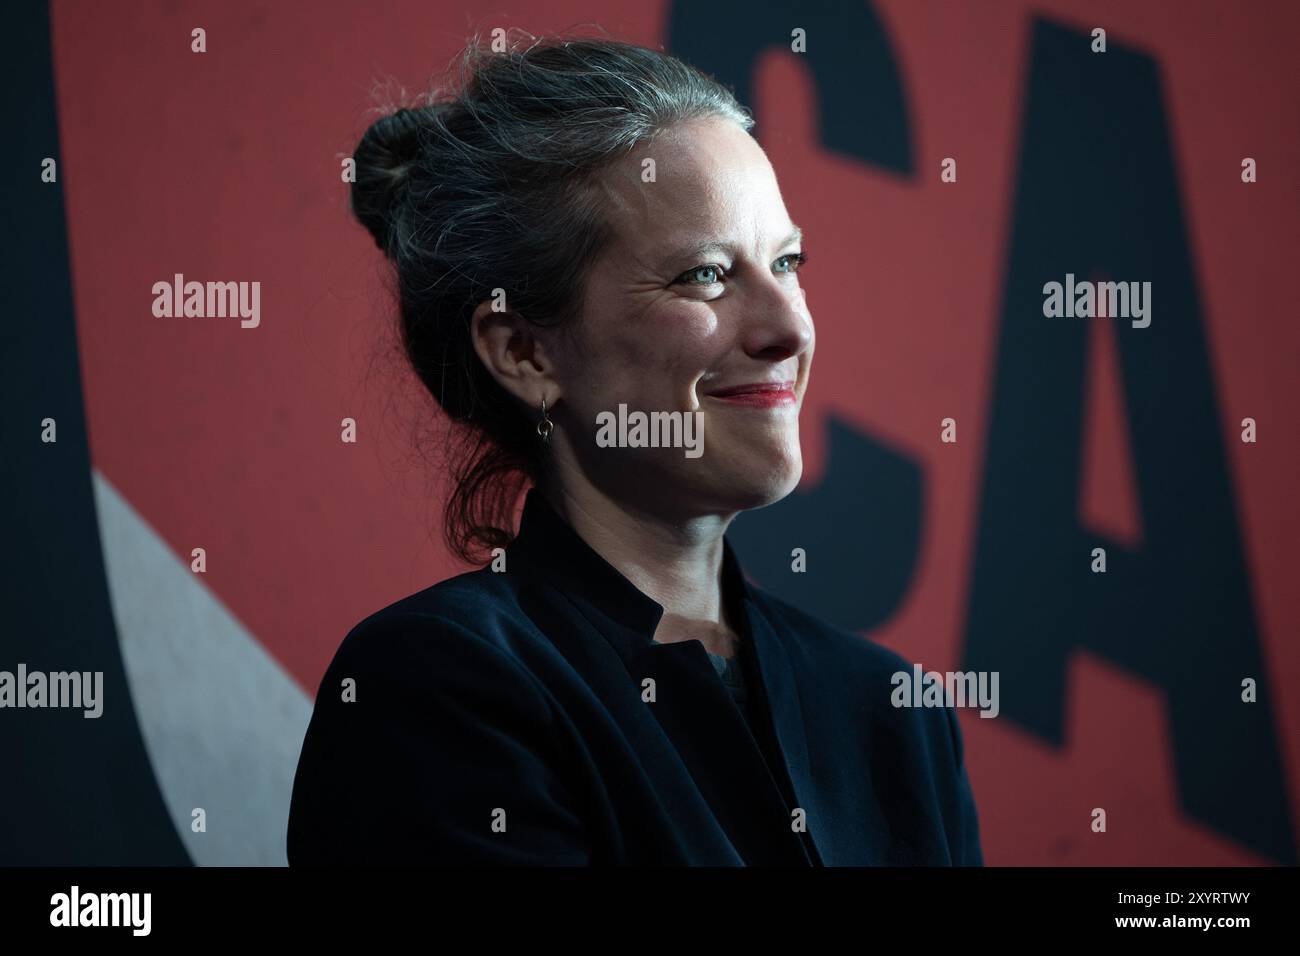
<box><xmin>92</xmin><ymin>469</ymin><xmax>310</xmax><ymax>866</ymax></box>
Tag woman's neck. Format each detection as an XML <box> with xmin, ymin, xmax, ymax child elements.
<box><xmin>536</xmin><ymin>478</ymin><xmax>741</xmax><ymax>657</ymax></box>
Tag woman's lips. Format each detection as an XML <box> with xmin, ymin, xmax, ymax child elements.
<box><xmin>704</xmin><ymin>382</ymin><xmax>798</xmax><ymax>407</ymax></box>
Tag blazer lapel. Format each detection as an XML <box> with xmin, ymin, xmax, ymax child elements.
<box><xmin>621</xmin><ymin>634</ymin><xmax>814</xmax><ymax>866</ymax></box>
<box><xmin>743</xmin><ymin>596</ymin><xmax>829</xmax><ymax>866</ymax></box>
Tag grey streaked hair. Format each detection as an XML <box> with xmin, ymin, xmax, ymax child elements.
<box><xmin>350</xmin><ymin>27</ymin><xmax>754</xmax><ymax>564</ymax></box>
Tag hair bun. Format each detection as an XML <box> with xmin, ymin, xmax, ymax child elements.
<box><xmin>351</xmin><ymin>107</ymin><xmax>430</xmax><ymax>252</ymax></box>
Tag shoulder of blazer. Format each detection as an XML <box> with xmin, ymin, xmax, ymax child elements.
<box><xmin>362</xmin><ymin>563</ymin><xmax>522</xmax><ymax>629</ymax></box>
<box><xmin>340</xmin><ymin>564</ymin><xmax>537</xmax><ymax>654</ymax></box>
<box><xmin>314</xmin><ymin>566</ymin><xmax>554</xmax><ymax>707</ymax></box>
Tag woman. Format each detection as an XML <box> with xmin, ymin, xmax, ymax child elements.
<box><xmin>287</xmin><ymin>31</ymin><xmax>983</xmax><ymax>866</ymax></box>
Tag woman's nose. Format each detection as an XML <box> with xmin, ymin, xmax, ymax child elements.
<box><xmin>741</xmin><ymin>281</ymin><xmax>813</xmax><ymax>361</ymax></box>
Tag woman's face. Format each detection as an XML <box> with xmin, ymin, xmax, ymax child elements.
<box><xmin>548</xmin><ymin>116</ymin><xmax>814</xmax><ymax>520</ymax></box>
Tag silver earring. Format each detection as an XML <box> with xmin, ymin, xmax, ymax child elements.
<box><xmin>537</xmin><ymin>397</ymin><xmax>553</xmax><ymax>444</ymax></box>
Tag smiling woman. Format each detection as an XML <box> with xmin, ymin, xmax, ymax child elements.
<box><xmin>286</xmin><ymin>27</ymin><xmax>983</xmax><ymax>866</ymax></box>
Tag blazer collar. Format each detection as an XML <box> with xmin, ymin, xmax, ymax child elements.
<box><xmin>505</xmin><ymin>487</ymin><xmax>757</xmax><ymax>643</ymax></box>
<box><xmin>504</xmin><ymin>487</ymin><xmax>821</xmax><ymax>865</ymax></box>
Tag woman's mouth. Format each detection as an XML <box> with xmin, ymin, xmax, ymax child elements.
<box><xmin>703</xmin><ymin>381</ymin><xmax>798</xmax><ymax>407</ymax></box>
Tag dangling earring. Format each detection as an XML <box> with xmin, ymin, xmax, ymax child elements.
<box><xmin>537</xmin><ymin>397</ymin><xmax>553</xmax><ymax>444</ymax></box>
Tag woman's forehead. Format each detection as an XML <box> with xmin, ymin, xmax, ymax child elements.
<box><xmin>599</xmin><ymin>123</ymin><xmax>784</xmax><ymax>247</ymax></box>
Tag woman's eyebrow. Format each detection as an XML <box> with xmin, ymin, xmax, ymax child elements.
<box><xmin>660</xmin><ymin>225</ymin><xmax>804</xmax><ymax>268</ymax></box>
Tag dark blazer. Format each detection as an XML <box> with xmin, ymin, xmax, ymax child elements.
<box><xmin>287</xmin><ymin>489</ymin><xmax>984</xmax><ymax>865</ymax></box>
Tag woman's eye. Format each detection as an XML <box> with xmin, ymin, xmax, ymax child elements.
<box><xmin>775</xmin><ymin>252</ymin><xmax>808</xmax><ymax>273</ymax></box>
<box><xmin>675</xmin><ymin>253</ymin><xmax>807</xmax><ymax>287</ymax></box>
<box><xmin>677</xmin><ymin>264</ymin><xmax>725</xmax><ymax>285</ymax></box>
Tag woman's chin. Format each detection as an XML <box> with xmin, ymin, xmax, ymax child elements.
<box><xmin>706</xmin><ymin>454</ymin><xmax>803</xmax><ymax>511</ymax></box>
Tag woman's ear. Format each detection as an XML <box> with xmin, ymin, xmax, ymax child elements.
<box><xmin>469</xmin><ymin>298</ymin><xmax>562</xmax><ymax>407</ymax></box>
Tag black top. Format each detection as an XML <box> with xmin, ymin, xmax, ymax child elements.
<box><xmin>287</xmin><ymin>488</ymin><xmax>984</xmax><ymax>866</ymax></box>
<box><xmin>705</xmin><ymin>649</ymin><xmax>751</xmax><ymax>727</ymax></box>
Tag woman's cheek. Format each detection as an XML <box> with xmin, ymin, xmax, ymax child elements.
<box><xmin>607</xmin><ymin>305</ymin><xmax>722</xmax><ymax>406</ymax></box>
